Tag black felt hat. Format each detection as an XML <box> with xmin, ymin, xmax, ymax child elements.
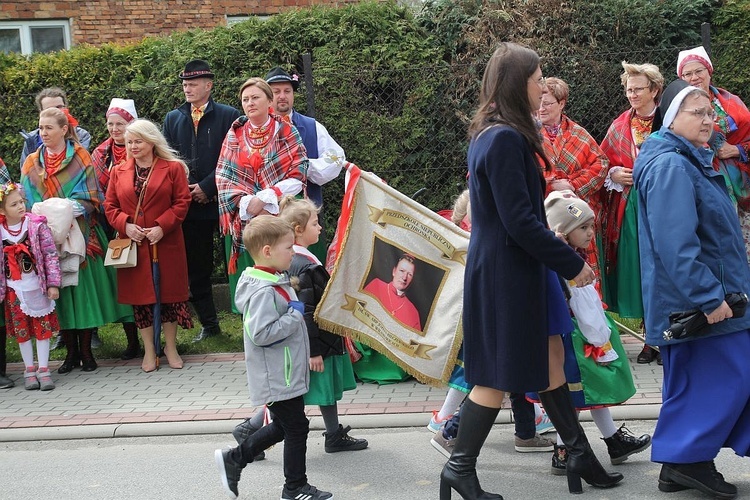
<box><xmin>265</xmin><ymin>67</ymin><xmax>299</xmax><ymax>91</ymax></box>
<box><xmin>179</xmin><ymin>60</ymin><xmax>215</xmax><ymax>80</ymax></box>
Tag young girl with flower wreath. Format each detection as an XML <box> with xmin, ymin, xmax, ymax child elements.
<box><xmin>0</xmin><ymin>183</ymin><xmax>61</xmax><ymax>390</ymax></box>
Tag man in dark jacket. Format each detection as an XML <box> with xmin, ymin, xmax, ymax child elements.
<box><xmin>265</xmin><ymin>67</ymin><xmax>346</xmax><ymax>261</ymax></box>
<box><xmin>20</xmin><ymin>87</ymin><xmax>91</xmax><ymax>169</ymax></box>
<box><xmin>163</xmin><ymin>60</ymin><xmax>241</xmax><ymax>342</ymax></box>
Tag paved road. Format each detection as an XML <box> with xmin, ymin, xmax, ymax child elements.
<box><xmin>1</xmin><ymin>422</ymin><xmax>747</xmax><ymax>499</ymax></box>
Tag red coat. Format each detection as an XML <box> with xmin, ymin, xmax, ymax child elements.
<box><xmin>104</xmin><ymin>158</ymin><xmax>191</xmax><ymax>305</ymax></box>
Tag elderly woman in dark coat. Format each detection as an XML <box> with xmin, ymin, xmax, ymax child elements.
<box><xmin>439</xmin><ymin>43</ymin><xmax>622</xmax><ymax>500</ymax></box>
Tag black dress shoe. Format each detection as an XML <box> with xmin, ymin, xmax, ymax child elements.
<box><xmin>120</xmin><ymin>345</ymin><xmax>141</xmax><ymax>360</ymax></box>
<box><xmin>660</xmin><ymin>462</ymin><xmax>737</xmax><ymax>498</ymax></box>
<box><xmin>58</xmin><ymin>358</ymin><xmax>80</xmax><ymax>374</ymax></box>
<box><xmin>81</xmin><ymin>358</ymin><xmax>98</xmax><ymax>372</ymax></box>
<box><xmin>192</xmin><ymin>326</ymin><xmax>221</xmax><ymax>343</ymax></box>
<box><xmin>637</xmin><ymin>345</ymin><xmax>658</xmax><ymax>364</ymax></box>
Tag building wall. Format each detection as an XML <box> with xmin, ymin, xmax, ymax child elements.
<box><xmin>1</xmin><ymin>0</ymin><xmax>359</xmax><ymax>45</ymax></box>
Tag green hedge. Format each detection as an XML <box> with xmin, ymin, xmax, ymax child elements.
<box><xmin>1</xmin><ymin>0</ymin><xmax>748</xmax><ymax>218</ymax></box>
<box><xmin>416</xmin><ymin>0</ymin><xmax>718</xmax><ymax>142</ymax></box>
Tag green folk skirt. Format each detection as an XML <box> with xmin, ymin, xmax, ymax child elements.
<box><xmin>352</xmin><ymin>342</ymin><xmax>410</xmax><ymax>385</ymax></box>
<box><xmin>226</xmin><ymin>236</ymin><xmax>253</xmax><ymax>314</ymax></box>
<box><xmin>56</xmin><ymin>225</ymin><xmax>134</xmax><ymax>330</ymax></box>
<box><xmin>304</xmin><ymin>353</ymin><xmax>357</xmax><ymax>406</ymax></box>
<box><xmin>602</xmin><ymin>193</ymin><xmax>644</xmax><ymax>319</ymax></box>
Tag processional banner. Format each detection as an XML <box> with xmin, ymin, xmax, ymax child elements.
<box><xmin>316</xmin><ymin>165</ymin><xmax>469</xmax><ymax>385</ymax></box>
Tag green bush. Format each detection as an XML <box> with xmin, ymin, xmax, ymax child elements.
<box><xmin>0</xmin><ymin>1</ymin><xmax>456</xmax><ymax>221</ymax></box>
<box><xmin>1</xmin><ymin>0</ymin><xmax>746</xmax><ymax>225</ymax></box>
<box><xmin>712</xmin><ymin>0</ymin><xmax>750</xmax><ymax>99</ymax></box>
<box><xmin>416</xmin><ymin>0</ymin><xmax>717</xmax><ymax>141</ymax></box>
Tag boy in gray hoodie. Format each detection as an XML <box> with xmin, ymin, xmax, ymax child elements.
<box><xmin>215</xmin><ymin>215</ymin><xmax>333</xmax><ymax>500</ymax></box>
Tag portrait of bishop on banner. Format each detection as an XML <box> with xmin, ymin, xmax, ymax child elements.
<box><xmin>316</xmin><ymin>168</ymin><xmax>468</xmax><ymax>385</ymax></box>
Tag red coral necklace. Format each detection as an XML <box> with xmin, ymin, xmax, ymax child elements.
<box><xmin>2</xmin><ymin>221</ymin><xmax>23</xmax><ymax>237</ymax></box>
<box><xmin>247</xmin><ymin>119</ymin><xmax>273</xmax><ymax>150</ymax></box>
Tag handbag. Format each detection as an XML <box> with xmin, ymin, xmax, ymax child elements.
<box><xmin>103</xmin><ymin>162</ymin><xmax>155</xmax><ymax>268</ymax></box>
<box><xmin>104</xmin><ymin>238</ymin><xmax>137</xmax><ymax>268</ymax></box>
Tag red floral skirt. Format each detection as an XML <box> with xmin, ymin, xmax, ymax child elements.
<box><xmin>5</xmin><ymin>288</ymin><xmax>59</xmax><ymax>343</ymax></box>
<box><xmin>132</xmin><ymin>301</ymin><xmax>194</xmax><ymax>330</ymax></box>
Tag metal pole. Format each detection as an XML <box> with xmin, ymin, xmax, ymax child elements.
<box><xmin>302</xmin><ymin>52</ymin><xmax>316</xmax><ymax>119</ymax></box>
<box><xmin>701</xmin><ymin>22</ymin><xmax>712</xmax><ymax>58</ymax></box>
<box><xmin>613</xmin><ymin>319</ymin><xmax>660</xmax><ymax>353</ymax></box>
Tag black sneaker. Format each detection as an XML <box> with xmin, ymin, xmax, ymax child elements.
<box><xmin>90</xmin><ymin>330</ymin><xmax>103</xmax><ymax>349</ymax></box>
<box><xmin>551</xmin><ymin>444</ymin><xmax>567</xmax><ymax>476</ymax></box>
<box><xmin>281</xmin><ymin>483</ymin><xmax>333</xmax><ymax>500</ymax></box>
<box><xmin>660</xmin><ymin>461</ymin><xmax>737</xmax><ymax>499</ymax></box>
<box><xmin>193</xmin><ymin>325</ymin><xmax>221</xmax><ymax>343</ymax></box>
<box><xmin>214</xmin><ymin>447</ymin><xmax>242</xmax><ymax>499</ymax></box>
<box><xmin>0</xmin><ymin>374</ymin><xmax>14</xmax><ymax>389</ymax></box>
<box><xmin>603</xmin><ymin>424</ymin><xmax>651</xmax><ymax>464</ymax></box>
<box><xmin>50</xmin><ymin>334</ymin><xmax>64</xmax><ymax>351</ymax></box>
<box><xmin>323</xmin><ymin>424</ymin><xmax>368</xmax><ymax>453</ymax></box>
<box><xmin>232</xmin><ymin>419</ymin><xmax>265</xmax><ymax>461</ymax></box>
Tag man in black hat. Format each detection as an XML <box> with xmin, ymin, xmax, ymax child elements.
<box><xmin>265</xmin><ymin>67</ymin><xmax>346</xmax><ymax>260</ymax></box>
<box><xmin>163</xmin><ymin>60</ymin><xmax>241</xmax><ymax>342</ymax></box>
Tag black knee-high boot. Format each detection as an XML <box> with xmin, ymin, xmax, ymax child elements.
<box><xmin>121</xmin><ymin>322</ymin><xmax>140</xmax><ymax>360</ymax></box>
<box><xmin>57</xmin><ymin>330</ymin><xmax>80</xmax><ymax>374</ymax></box>
<box><xmin>79</xmin><ymin>329</ymin><xmax>97</xmax><ymax>372</ymax></box>
<box><xmin>439</xmin><ymin>398</ymin><xmax>503</xmax><ymax>500</ymax></box>
<box><xmin>538</xmin><ymin>385</ymin><xmax>623</xmax><ymax>493</ymax></box>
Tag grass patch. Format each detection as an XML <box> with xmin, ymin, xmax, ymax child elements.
<box><xmin>4</xmin><ymin>311</ymin><xmax>244</xmax><ymax>363</ymax></box>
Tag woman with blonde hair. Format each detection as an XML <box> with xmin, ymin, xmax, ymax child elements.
<box><xmin>600</xmin><ymin>61</ymin><xmax>665</xmax><ymax>364</ymax></box>
<box><xmin>104</xmin><ymin>119</ymin><xmax>192</xmax><ymax>372</ymax></box>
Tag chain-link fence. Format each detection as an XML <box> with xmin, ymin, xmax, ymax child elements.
<box><xmin>1</xmin><ymin>39</ymin><xmax>742</xmax><ymax>282</ymax></box>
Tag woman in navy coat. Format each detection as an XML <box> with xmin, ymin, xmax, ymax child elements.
<box><xmin>439</xmin><ymin>43</ymin><xmax>622</xmax><ymax>499</ymax></box>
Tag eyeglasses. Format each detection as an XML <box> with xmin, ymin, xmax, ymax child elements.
<box><xmin>540</xmin><ymin>100</ymin><xmax>558</xmax><ymax>108</ymax></box>
<box><xmin>681</xmin><ymin>67</ymin><xmax>707</xmax><ymax>79</ymax></box>
<box><xmin>530</xmin><ymin>76</ymin><xmax>546</xmax><ymax>87</ymax></box>
<box><xmin>681</xmin><ymin>107</ymin><xmax>717</xmax><ymax>121</ymax></box>
<box><xmin>625</xmin><ymin>86</ymin><xmax>649</xmax><ymax>96</ymax></box>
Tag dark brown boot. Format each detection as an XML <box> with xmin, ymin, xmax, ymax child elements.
<box><xmin>79</xmin><ymin>329</ymin><xmax>98</xmax><ymax>372</ymax></box>
<box><xmin>121</xmin><ymin>322</ymin><xmax>140</xmax><ymax>360</ymax></box>
<box><xmin>57</xmin><ymin>330</ymin><xmax>81</xmax><ymax>374</ymax></box>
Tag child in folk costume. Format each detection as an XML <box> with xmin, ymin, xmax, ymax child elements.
<box><xmin>231</xmin><ymin>197</ymin><xmax>368</xmax><ymax>454</ymax></box>
<box><xmin>0</xmin><ymin>183</ymin><xmax>61</xmax><ymax>391</ymax></box>
<box><xmin>542</xmin><ymin>190</ymin><xmax>650</xmax><ymax>473</ymax></box>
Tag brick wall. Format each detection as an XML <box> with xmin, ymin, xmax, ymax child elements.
<box><xmin>1</xmin><ymin>0</ymin><xmax>360</xmax><ymax>46</ymax></box>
